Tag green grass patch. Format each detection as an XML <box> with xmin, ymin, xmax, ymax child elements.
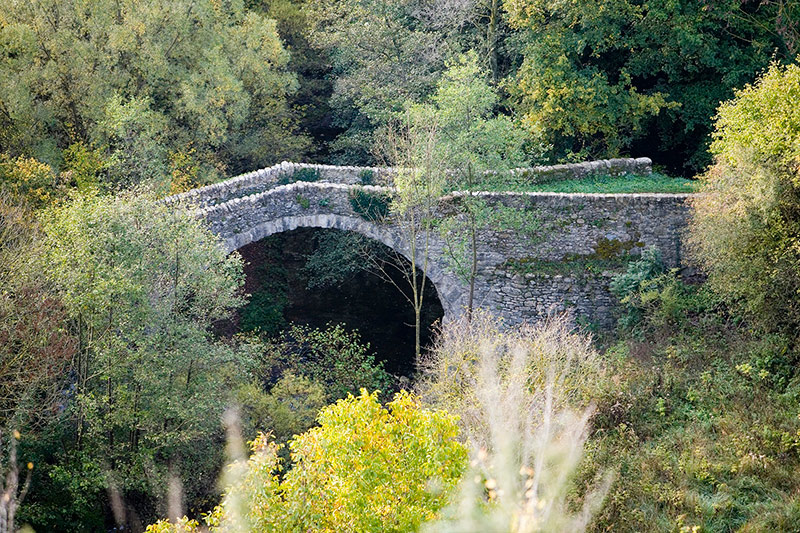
<box><xmin>504</xmin><ymin>255</ymin><xmax>632</xmax><ymax>276</ymax></box>
<box><xmin>473</xmin><ymin>172</ymin><xmax>699</xmax><ymax>194</ymax></box>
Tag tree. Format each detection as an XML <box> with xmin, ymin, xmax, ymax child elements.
<box><xmin>410</xmin><ymin>52</ymin><xmax>537</xmax><ymax>317</ymax></box>
<box><xmin>688</xmin><ymin>63</ymin><xmax>800</xmax><ymax>336</ymax></box>
<box><xmin>375</xmin><ymin>108</ymin><xmax>447</xmax><ymax>358</ymax></box>
<box><xmin>0</xmin><ymin>0</ymin><xmax>307</xmax><ymax>189</ymax></box>
<box><xmin>0</xmin><ymin>195</ymin><xmax>75</xmax><ymax>431</ymax></box>
<box><xmin>505</xmin><ymin>0</ymin><xmax>797</xmax><ymax>174</ymax></box>
<box><xmin>308</xmin><ymin>0</ymin><xmax>449</xmax><ymax>163</ymax></box>
<box><xmin>150</xmin><ymin>390</ymin><xmax>467</xmax><ymax>532</ymax></box>
<box><xmin>248</xmin><ymin>322</ymin><xmax>393</xmax><ymax>403</ymax></box>
<box><xmin>32</xmin><ymin>190</ymin><xmax>247</xmax><ymax>528</ymax></box>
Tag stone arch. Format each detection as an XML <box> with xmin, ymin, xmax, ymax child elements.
<box><xmin>222</xmin><ymin>213</ymin><xmax>466</xmax><ymax>319</ymax></box>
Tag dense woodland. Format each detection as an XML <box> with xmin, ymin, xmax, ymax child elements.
<box><xmin>1</xmin><ymin>0</ymin><xmax>800</xmax><ymax>531</ymax></box>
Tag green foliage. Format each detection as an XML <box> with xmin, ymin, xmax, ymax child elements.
<box><xmin>291</xmin><ymin>168</ymin><xmax>320</xmax><ymax>183</ymax></box>
<box><xmin>302</xmin><ymin>230</ymin><xmax>379</xmax><ymax>290</ymax></box>
<box><xmin>277</xmin><ymin>167</ymin><xmax>321</xmax><ymax>186</ymax></box>
<box><xmin>239</xmin><ymin>289</ymin><xmax>288</xmax><ymax>337</ymax></box>
<box><xmin>416</xmin><ymin>51</ymin><xmax>538</xmax><ymax>186</ymax></box>
<box><xmin>349</xmin><ymin>187</ymin><xmax>392</xmax><ymax>222</ymax></box>
<box><xmin>505</xmin><ymin>0</ymin><xmax>796</xmax><ymax>173</ymax></box>
<box><xmin>583</xmin><ymin>283</ymin><xmax>800</xmax><ymax>533</ymax></box>
<box><xmin>62</xmin><ymin>142</ymin><xmax>105</xmax><ymax>192</ymax></box>
<box><xmin>295</xmin><ymin>194</ymin><xmax>310</xmax><ymax>209</ymax></box>
<box><xmin>610</xmin><ymin>247</ymin><xmax>667</xmax><ymax>330</ymax></box>
<box><xmin>235</xmin><ymin>373</ymin><xmax>327</xmax><ymax>447</ymax></box>
<box><xmin>688</xmin><ymin>63</ymin><xmax>800</xmax><ymax>335</ymax></box>
<box><xmin>475</xmin><ymin>172</ymin><xmax>698</xmax><ymax>194</ymax></box>
<box><xmin>307</xmin><ymin>0</ymin><xmax>446</xmax><ymax>163</ymax></box>
<box><xmin>256</xmin><ymin>323</ymin><xmax>393</xmax><ymax>403</ymax></box>
<box><xmin>405</xmin><ymin>52</ymin><xmax>538</xmax><ymax>313</ymax></box>
<box><xmin>29</xmin><ymin>190</ymin><xmax>247</xmax><ymax>528</ymax></box>
<box><xmin>358</xmin><ymin>169</ymin><xmax>375</xmax><ymax>185</ymax></box>
<box><xmin>0</xmin><ymin>155</ymin><xmax>59</xmax><ymax>207</ymax></box>
<box><xmin>0</xmin><ymin>0</ymin><xmax>307</xmax><ymax>188</ymax></box>
<box><xmin>238</xmin><ymin>241</ymin><xmax>289</xmax><ymax>336</ymax></box>
<box><xmin>205</xmin><ymin>391</ymin><xmax>467</xmax><ymax>532</ymax></box>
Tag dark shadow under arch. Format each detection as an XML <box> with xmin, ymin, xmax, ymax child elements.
<box><xmin>236</xmin><ymin>227</ymin><xmax>445</xmax><ymax>377</ymax></box>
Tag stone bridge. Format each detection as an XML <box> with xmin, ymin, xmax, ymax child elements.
<box><xmin>164</xmin><ymin>159</ymin><xmax>691</xmax><ymax>327</ymax></box>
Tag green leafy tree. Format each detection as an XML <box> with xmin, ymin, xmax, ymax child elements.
<box><xmin>308</xmin><ymin>0</ymin><xmax>449</xmax><ymax>163</ymax></box>
<box><xmin>31</xmin><ymin>190</ymin><xmax>246</xmax><ymax>528</ymax></box>
<box><xmin>689</xmin><ymin>62</ymin><xmax>800</xmax><ymax>336</ymax></box>
<box><xmin>505</xmin><ymin>0</ymin><xmax>797</xmax><ymax>173</ymax></box>
<box><xmin>410</xmin><ymin>51</ymin><xmax>538</xmax><ymax>316</ymax></box>
<box><xmin>0</xmin><ymin>0</ymin><xmax>307</xmax><ymax>188</ymax></box>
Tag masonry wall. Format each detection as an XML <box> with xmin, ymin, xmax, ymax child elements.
<box><xmin>165</xmin><ymin>157</ymin><xmax>654</xmax><ymax>208</ymax></box>
<box><xmin>466</xmin><ymin>192</ymin><xmax>690</xmax><ymax>327</ymax></box>
<box><xmin>183</xmin><ymin>176</ymin><xmax>691</xmax><ymax>328</ymax></box>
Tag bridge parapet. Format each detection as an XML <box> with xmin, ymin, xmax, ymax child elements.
<box><xmin>163</xmin><ymin>158</ymin><xmax>653</xmax><ymax>209</ymax></box>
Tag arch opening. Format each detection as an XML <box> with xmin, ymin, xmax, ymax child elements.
<box><xmin>234</xmin><ymin>227</ymin><xmax>445</xmax><ymax>378</ymax></box>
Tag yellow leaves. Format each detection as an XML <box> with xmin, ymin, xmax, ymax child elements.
<box><xmin>207</xmin><ymin>390</ymin><xmax>466</xmax><ymax>532</ymax></box>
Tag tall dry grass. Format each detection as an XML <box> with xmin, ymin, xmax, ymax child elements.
<box><xmin>418</xmin><ymin>311</ymin><xmax>613</xmax><ymax>532</ymax></box>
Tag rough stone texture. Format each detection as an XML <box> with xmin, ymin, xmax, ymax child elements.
<box><xmin>163</xmin><ymin>158</ymin><xmax>653</xmax><ymax>209</ymax></box>
<box><xmin>166</xmin><ymin>160</ymin><xmax>689</xmax><ymax>328</ymax></box>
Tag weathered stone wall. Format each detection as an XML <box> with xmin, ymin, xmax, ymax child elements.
<box><xmin>466</xmin><ymin>192</ymin><xmax>690</xmax><ymax>327</ymax></box>
<box><xmin>164</xmin><ymin>158</ymin><xmax>653</xmax><ymax>209</ymax></box>
<box><xmin>173</xmin><ymin>172</ymin><xmax>691</xmax><ymax>328</ymax></box>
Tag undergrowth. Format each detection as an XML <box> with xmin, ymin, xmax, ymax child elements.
<box><xmin>584</xmin><ymin>269</ymin><xmax>800</xmax><ymax>532</ymax></box>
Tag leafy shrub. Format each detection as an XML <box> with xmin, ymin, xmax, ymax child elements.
<box><xmin>152</xmin><ymin>391</ymin><xmax>467</xmax><ymax>533</ymax></box>
<box><xmin>0</xmin><ymin>155</ymin><xmax>59</xmax><ymax>207</ymax></box>
<box><xmin>254</xmin><ymin>322</ymin><xmax>393</xmax><ymax>403</ymax></box>
<box><xmin>295</xmin><ymin>194</ymin><xmax>310</xmax><ymax>209</ymax></box>
<box><xmin>292</xmin><ymin>168</ymin><xmax>321</xmax><ymax>182</ymax></box>
<box><xmin>235</xmin><ymin>373</ymin><xmax>327</xmax><ymax>447</ymax></box>
<box><xmin>688</xmin><ymin>63</ymin><xmax>800</xmax><ymax>334</ymax></box>
<box><xmin>62</xmin><ymin>142</ymin><xmax>105</xmax><ymax>192</ymax></box>
<box><xmin>358</xmin><ymin>168</ymin><xmax>375</xmax><ymax>185</ymax></box>
<box><xmin>609</xmin><ymin>247</ymin><xmax>666</xmax><ymax>330</ymax></box>
<box><xmin>349</xmin><ymin>187</ymin><xmax>391</xmax><ymax>222</ymax></box>
<box><xmin>279</xmin><ymin>168</ymin><xmax>321</xmax><ymax>185</ymax></box>
<box><xmin>238</xmin><ymin>288</ymin><xmax>287</xmax><ymax>336</ymax></box>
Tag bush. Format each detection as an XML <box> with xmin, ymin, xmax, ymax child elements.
<box><xmin>257</xmin><ymin>323</ymin><xmax>393</xmax><ymax>403</ymax></box>
<box><xmin>292</xmin><ymin>168</ymin><xmax>320</xmax><ymax>182</ymax></box>
<box><xmin>0</xmin><ymin>155</ymin><xmax>59</xmax><ymax>207</ymax></box>
<box><xmin>609</xmin><ymin>247</ymin><xmax>666</xmax><ymax>330</ymax></box>
<box><xmin>152</xmin><ymin>391</ymin><xmax>467</xmax><ymax>533</ymax></box>
<box><xmin>239</xmin><ymin>290</ymin><xmax>287</xmax><ymax>336</ymax></box>
<box><xmin>278</xmin><ymin>168</ymin><xmax>321</xmax><ymax>185</ymax></box>
<box><xmin>235</xmin><ymin>373</ymin><xmax>327</xmax><ymax>448</ymax></box>
<box><xmin>349</xmin><ymin>187</ymin><xmax>391</xmax><ymax>222</ymax></box>
<box><xmin>358</xmin><ymin>169</ymin><xmax>375</xmax><ymax>185</ymax></box>
<box><xmin>688</xmin><ymin>63</ymin><xmax>800</xmax><ymax>335</ymax></box>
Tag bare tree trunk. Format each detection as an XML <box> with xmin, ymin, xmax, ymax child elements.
<box><xmin>0</xmin><ymin>431</ymin><xmax>32</xmax><ymax>533</ymax></box>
